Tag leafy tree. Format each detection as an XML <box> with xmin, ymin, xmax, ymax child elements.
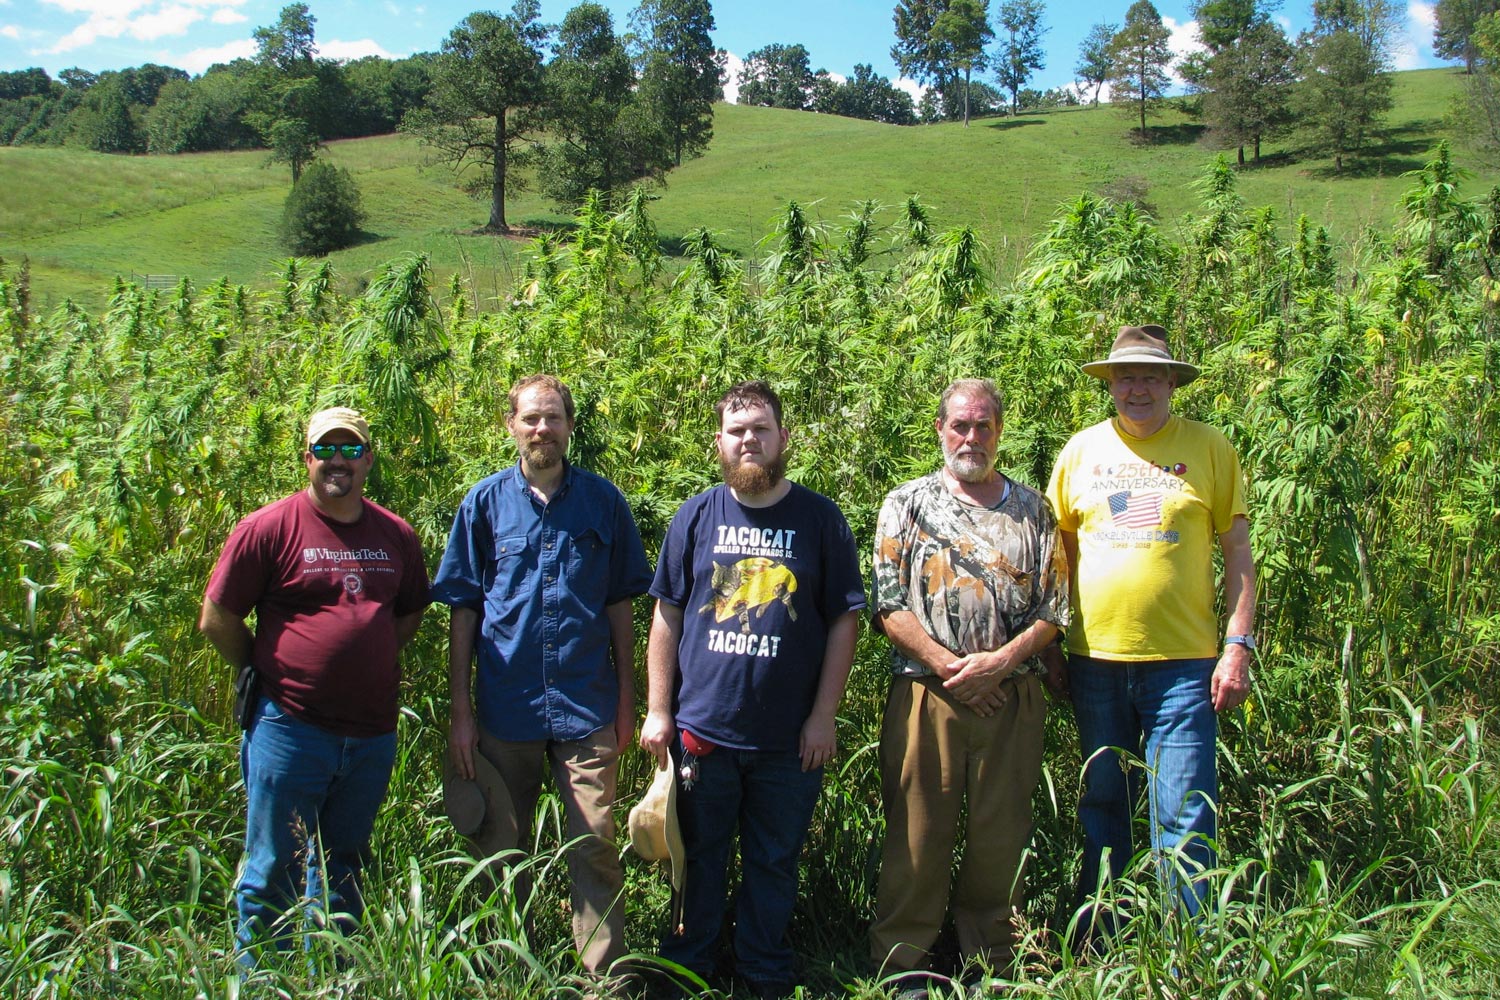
<box><xmin>538</xmin><ymin>3</ymin><xmax>651</xmax><ymax>208</ymax></box>
<box><xmin>994</xmin><ymin>0</ymin><xmax>1046</xmax><ymax>116</ymax></box>
<box><xmin>1193</xmin><ymin>0</ymin><xmax>1264</xmax><ymax>49</ymax></box>
<box><xmin>342</xmin><ymin>54</ymin><xmax>435</xmax><ymax>136</ymax></box>
<box><xmin>58</xmin><ymin>68</ymin><xmax>96</xmax><ymax>92</ymax></box>
<box><xmin>1435</xmin><ymin>0</ymin><xmax>1500</xmax><ymax>72</ymax></box>
<box><xmin>1075</xmin><ymin>22</ymin><xmax>1117</xmax><ymax>104</ymax></box>
<box><xmin>279</xmin><ymin>159</ymin><xmax>364</xmax><ymax>255</ymax></box>
<box><xmin>1297</xmin><ymin>0</ymin><xmax>1397</xmax><ymax>172</ymax></box>
<box><xmin>254</xmin><ymin>2</ymin><xmax>317</xmax><ymax>74</ymax></box>
<box><xmin>1108</xmin><ymin>0</ymin><xmax>1174</xmax><ymax>137</ymax></box>
<box><xmin>892</xmin><ymin>0</ymin><xmax>984</xmax><ymax>121</ymax></box>
<box><xmin>1190</xmin><ymin>1</ymin><xmax>1294</xmax><ymax>164</ymax></box>
<box><xmin>66</xmin><ymin>72</ymin><xmax>152</xmax><ymax>153</ymax></box>
<box><xmin>630</xmin><ymin>0</ymin><xmax>722</xmax><ymax>167</ymax></box>
<box><xmin>400</xmin><ymin>2</ymin><xmax>548</xmax><ymax>232</ymax></box>
<box><xmin>932</xmin><ymin>0</ymin><xmax>992</xmax><ymax>125</ymax></box>
<box><xmin>1462</xmin><ymin>11</ymin><xmax>1500</xmax><ymax>147</ymax></box>
<box><xmin>247</xmin><ymin>4</ymin><xmax>325</xmax><ymax>182</ymax></box>
<box><xmin>810</xmin><ymin>63</ymin><xmax>918</xmax><ymax>124</ymax></box>
<box><xmin>0</xmin><ymin>68</ymin><xmax>55</xmax><ymax>101</ymax></box>
<box><xmin>1201</xmin><ymin>17</ymin><xmax>1296</xmax><ymax>164</ymax></box>
<box><xmin>737</xmin><ymin>43</ymin><xmax>815</xmax><ymax>110</ymax></box>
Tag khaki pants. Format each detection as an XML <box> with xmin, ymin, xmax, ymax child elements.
<box><xmin>476</xmin><ymin>726</ymin><xmax>625</xmax><ymax>974</ymax></box>
<box><xmin>869</xmin><ymin>674</ymin><xmax>1045</xmax><ymax>973</ymax></box>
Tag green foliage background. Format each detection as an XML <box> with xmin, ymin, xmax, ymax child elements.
<box><xmin>2</xmin><ymin>146</ymin><xmax>1499</xmax><ymax>997</ymax></box>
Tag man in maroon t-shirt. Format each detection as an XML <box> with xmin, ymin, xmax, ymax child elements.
<box><xmin>200</xmin><ymin>406</ymin><xmax>429</xmax><ymax>966</ymax></box>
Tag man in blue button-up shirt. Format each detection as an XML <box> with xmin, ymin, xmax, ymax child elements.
<box><xmin>433</xmin><ymin>374</ymin><xmax>652</xmax><ymax>975</ymax></box>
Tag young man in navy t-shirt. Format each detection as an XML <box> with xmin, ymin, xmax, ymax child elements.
<box><xmin>640</xmin><ymin>381</ymin><xmax>864</xmax><ymax>1000</ymax></box>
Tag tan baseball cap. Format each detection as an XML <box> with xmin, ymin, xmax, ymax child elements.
<box><xmin>305</xmin><ymin>406</ymin><xmax>371</xmax><ymax>446</ymax></box>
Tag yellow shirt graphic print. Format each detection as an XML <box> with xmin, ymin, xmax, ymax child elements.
<box><xmin>699</xmin><ymin>557</ymin><xmax>799</xmax><ymax>633</ymax></box>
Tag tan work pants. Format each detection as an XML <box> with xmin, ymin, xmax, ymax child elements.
<box><xmin>476</xmin><ymin>726</ymin><xmax>626</xmax><ymax>974</ymax></box>
<box><xmin>869</xmin><ymin>673</ymin><xmax>1045</xmax><ymax>973</ymax></box>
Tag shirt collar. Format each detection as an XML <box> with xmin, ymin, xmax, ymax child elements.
<box><xmin>509</xmin><ymin>458</ymin><xmax>574</xmax><ymax>503</ymax></box>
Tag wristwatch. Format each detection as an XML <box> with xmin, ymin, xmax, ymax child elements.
<box><xmin>1224</xmin><ymin>634</ymin><xmax>1256</xmax><ymax>650</ymax></box>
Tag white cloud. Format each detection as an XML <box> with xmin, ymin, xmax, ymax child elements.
<box><xmin>893</xmin><ymin>75</ymin><xmax>927</xmax><ymax>105</ymax></box>
<box><xmin>127</xmin><ymin>4</ymin><xmax>203</xmax><ymax>40</ymax></box>
<box><xmin>1395</xmin><ymin>1</ymin><xmax>1436</xmax><ymax>70</ymax></box>
<box><xmin>40</xmin><ymin>0</ymin><xmax>149</xmax><ymax>13</ymax></box>
<box><xmin>1164</xmin><ymin>16</ymin><xmax>1206</xmax><ymax>85</ymax></box>
<box><xmin>174</xmin><ymin>37</ymin><xmax>253</xmax><ymax>73</ymax></box>
<box><xmin>1</xmin><ymin>23</ymin><xmax>18</xmax><ymax>39</ymax></box>
<box><xmin>1409</xmin><ymin>1</ymin><xmax>1437</xmax><ymax>33</ymax></box>
<box><xmin>40</xmin><ymin>1</ymin><xmax>249</xmax><ymax>53</ymax></box>
<box><xmin>383</xmin><ymin>1</ymin><xmax>400</xmax><ymax>14</ymax></box>
<box><xmin>316</xmin><ymin>38</ymin><xmax>399</xmax><ymax>62</ymax></box>
<box><xmin>721</xmin><ymin>50</ymin><xmax>742</xmax><ymax>103</ymax></box>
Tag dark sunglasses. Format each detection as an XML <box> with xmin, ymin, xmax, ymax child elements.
<box><xmin>310</xmin><ymin>443</ymin><xmax>368</xmax><ymax>460</ymax></box>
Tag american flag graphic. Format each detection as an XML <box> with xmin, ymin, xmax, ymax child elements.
<box><xmin>1108</xmin><ymin>491</ymin><xmax>1163</xmax><ymax>528</ymax></box>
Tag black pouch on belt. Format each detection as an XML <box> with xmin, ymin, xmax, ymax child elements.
<box><xmin>234</xmin><ymin>663</ymin><xmax>260</xmax><ymax>730</ymax></box>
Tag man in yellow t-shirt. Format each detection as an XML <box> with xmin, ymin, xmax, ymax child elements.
<box><xmin>1046</xmin><ymin>324</ymin><xmax>1256</xmax><ymax>930</ymax></box>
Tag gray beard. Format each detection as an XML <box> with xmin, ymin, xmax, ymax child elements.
<box><xmin>944</xmin><ymin>451</ymin><xmax>994</xmax><ymax>483</ymax></box>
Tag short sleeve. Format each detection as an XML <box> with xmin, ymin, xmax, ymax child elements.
<box><xmin>393</xmin><ymin>521</ymin><xmax>432</xmax><ymax>617</ymax></box>
<box><xmin>649</xmin><ymin>498</ymin><xmax>697</xmax><ymax>609</ymax></box>
<box><xmin>819</xmin><ymin>502</ymin><xmax>868</xmax><ymax>619</ymax></box>
<box><xmin>431</xmin><ymin>489</ymin><xmax>492</xmax><ymax>609</ymax></box>
<box><xmin>1045</xmin><ymin>442</ymin><xmax>1078</xmax><ymax>533</ymax></box>
<box><xmin>205</xmin><ymin>514</ymin><xmax>273</xmax><ymax>616</ymax></box>
<box><xmin>606</xmin><ymin>490</ymin><xmax>653</xmax><ymax>604</ymax></box>
<box><xmin>1210</xmin><ymin>433</ymin><xmax>1249</xmax><ymax>535</ymax></box>
<box><xmin>871</xmin><ymin>489</ymin><xmax>914</xmax><ymax>615</ymax></box>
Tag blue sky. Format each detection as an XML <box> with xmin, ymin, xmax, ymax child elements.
<box><xmin>0</xmin><ymin>1</ymin><xmax>1444</xmax><ymax>99</ymax></box>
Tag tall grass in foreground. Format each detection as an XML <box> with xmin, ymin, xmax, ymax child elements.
<box><xmin>2</xmin><ymin>149</ymin><xmax>1499</xmax><ymax>997</ymax></box>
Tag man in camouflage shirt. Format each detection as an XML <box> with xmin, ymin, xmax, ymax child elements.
<box><xmin>868</xmin><ymin>378</ymin><xmax>1070</xmax><ymax>982</ymax></box>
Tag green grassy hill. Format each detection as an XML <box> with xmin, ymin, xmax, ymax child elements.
<box><xmin>0</xmin><ymin>67</ymin><xmax>1486</xmax><ymax>309</ymax></box>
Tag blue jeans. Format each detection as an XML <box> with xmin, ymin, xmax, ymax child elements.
<box><xmin>1070</xmin><ymin>655</ymin><xmax>1218</xmax><ymax>918</ymax></box>
<box><xmin>659</xmin><ymin>742</ymin><xmax>823</xmax><ymax>990</ymax></box>
<box><xmin>236</xmin><ymin>697</ymin><xmax>396</xmax><ymax>963</ymax></box>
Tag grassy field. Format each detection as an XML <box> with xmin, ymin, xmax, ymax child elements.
<box><xmin>0</xmin><ymin>67</ymin><xmax>1487</xmax><ymax>309</ymax></box>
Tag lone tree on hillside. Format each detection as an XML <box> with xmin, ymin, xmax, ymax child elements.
<box><xmin>400</xmin><ymin>2</ymin><xmax>548</xmax><ymax>232</ymax></box>
<box><xmin>630</xmin><ymin>0</ymin><xmax>723</xmax><ymax>167</ymax></box>
<box><xmin>1200</xmin><ymin>16</ymin><xmax>1296</xmax><ymax>163</ymax></box>
<box><xmin>892</xmin><ymin>0</ymin><xmax>990</xmax><ymax>121</ymax></box>
<box><xmin>1108</xmin><ymin>0</ymin><xmax>1174</xmax><ymax>137</ymax></box>
<box><xmin>246</xmin><ymin>3</ymin><xmax>323</xmax><ymax>183</ymax></box>
<box><xmin>994</xmin><ymin>0</ymin><xmax>1047</xmax><ymax>115</ymax></box>
<box><xmin>1296</xmin><ymin>0</ymin><xmax>1397</xmax><ymax>171</ymax></box>
<box><xmin>737</xmin><ymin>43</ymin><xmax>816</xmax><ymax>110</ymax></box>
<box><xmin>932</xmin><ymin>0</ymin><xmax>992</xmax><ymax>125</ymax></box>
<box><xmin>538</xmin><ymin>3</ymin><xmax>653</xmax><ymax>208</ymax></box>
<box><xmin>280</xmin><ymin>159</ymin><xmax>364</xmax><ymax>256</ymax></box>
<box><xmin>1075</xmin><ymin>22</ymin><xmax>1117</xmax><ymax>104</ymax></box>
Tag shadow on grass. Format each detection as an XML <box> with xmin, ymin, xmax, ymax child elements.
<box><xmin>1129</xmin><ymin>122</ymin><xmax>1208</xmax><ymax>145</ymax></box>
<box><xmin>983</xmin><ymin>117</ymin><xmax>1047</xmax><ymax>131</ymax></box>
<box><xmin>1299</xmin><ymin>134</ymin><xmax>1436</xmax><ymax>179</ymax></box>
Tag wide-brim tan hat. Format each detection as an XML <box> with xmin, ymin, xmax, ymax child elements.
<box><xmin>628</xmin><ymin>760</ymin><xmax>685</xmax><ymax>887</ymax></box>
<box><xmin>1080</xmin><ymin>325</ymin><xmax>1200</xmax><ymax>385</ymax></box>
<box><xmin>443</xmin><ymin>751</ymin><xmax>518</xmax><ymax>852</ymax></box>
<box><xmin>306</xmin><ymin>406</ymin><xmax>371</xmax><ymax>446</ymax></box>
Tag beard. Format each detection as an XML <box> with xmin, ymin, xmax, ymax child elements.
<box><xmin>313</xmin><ymin>466</ymin><xmax>356</xmax><ymax>499</ymax></box>
<box><xmin>720</xmin><ymin>452</ymin><xmax>785</xmax><ymax>495</ymax></box>
<box><xmin>943</xmin><ymin>445</ymin><xmax>994</xmax><ymax>484</ymax></box>
<box><xmin>521</xmin><ymin>439</ymin><xmax>564</xmax><ymax>470</ymax></box>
